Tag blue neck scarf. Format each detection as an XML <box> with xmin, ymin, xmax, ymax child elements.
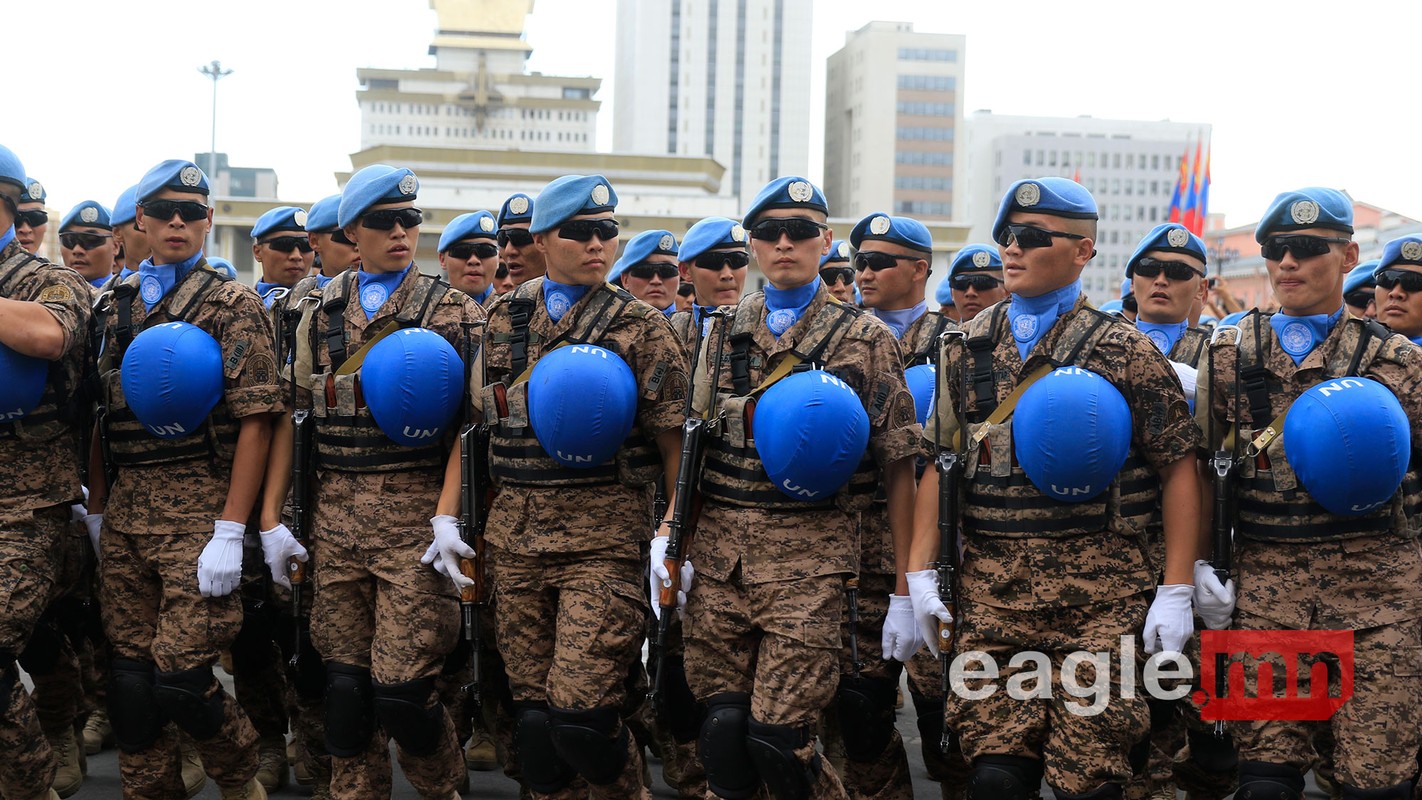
<box><xmin>474</xmin><ymin>285</ymin><xmax>493</xmax><ymax>305</ymax></box>
<box><xmin>871</xmin><ymin>301</ymin><xmax>928</xmax><ymax>339</ymax></box>
<box><xmin>356</xmin><ymin>265</ymin><xmax>410</xmax><ymax>320</ymax></box>
<box><xmin>117</xmin><ymin>265</ymin><xmax>134</xmax><ymax>281</ymax></box>
<box><xmin>0</xmin><ymin>226</ymin><xmax>13</xmax><ymax>252</ymax></box>
<box><xmin>660</xmin><ymin>303</ymin><xmax>677</xmax><ymax>319</ymax></box>
<box><xmin>88</xmin><ymin>275</ymin><xmax>108</xmax><ymax>289</ymax></box>
<box><xmin>1269</xmin><ymin>305</ymin><xmax>1344</xmax><ymax>365</ymax></box>
<box><xmin>138</xmin><ymin>251</ymin><xmax>203</xmax><ymax>312</ymax></box>
<box><xmin>1411</xmin><ymin>334</ymin><xmax>1422</xmax><ymax>347</ymax></box>
<box><xmin>256</xmin><ymin>281</ymin><xmax>285</xmax><ymax>309</ymax></box>
<box><xmin>1136</xmin><ymin>319</ymin><xmax>1189</xmax><ymax>355</ymax></box>
<box><xmin>543</xmin><ymin>278</ymin><xmax>590</xmax><ymax>322</ymax></box>
<box><xmin>764</xmin><ymin>278</ymin><xmax>820</xmax><ymax>338</ymax></box>
<box><xmin>315</xmin><ymin>273</ymin><xmax>334</xmax><ymax>289</ymax></box>
<box><xmin>693</xmin><ymin>304</ymin><xmax>716</xmax><ymax>336</ymax></box>
<box><xmin>1006</xmin><ymin>280</ymin><xmax>1081</xmax><ymax>360</ymax></box>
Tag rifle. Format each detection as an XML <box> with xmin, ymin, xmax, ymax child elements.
<box><xmin>458</xmin><ymin>321</ymin><xmax>492</xmax><ymax>709</ymax></box>
<box><xmin>286</xmin><ymin>295</ymin><xmax>319</xmax><ymax>667</ymax></box>
<box><xmin>933</xmin><ymin>330</ymin><xmax>966</xmax><ymax>751</ymax></box>
<box><xmin>1206</xmin><ymin>323</ymin><xmax>1241</xmax><ymax>736</ymax></box>
<box><xmin>845</xmin><ymin>575</ymin><xmax>862</xmax><ymax>681</ymax></box>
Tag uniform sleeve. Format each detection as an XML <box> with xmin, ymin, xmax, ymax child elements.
<box><xmin>863</xmin><ymin>325</ymin><xmax>922</xmax><ymax>466</ymax></box>
<box><xmin>1115</xmin><ymin>330</ymin><xmax>1200</xmax><ymax>471</ymax></box>
<box><xmin>32</xmin><ymin>267</ymin><xmax>91</xmax><ymax>356</ymax></box>
<box><xmin>1369</xmin><ymin>339</ymin><xmax>1422</xmax><ymax>451</ymax></box>
<box><xmin>217</xmin><ymin>288</ymin><xmax>284</xmax><ymax>418</ymax></box>
<box><xmin>626</xmin><ymin>313</ymin><xmax>689</xmax><ymax>438</ymax></box>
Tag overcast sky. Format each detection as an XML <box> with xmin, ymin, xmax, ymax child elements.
<box><xmin>12</xmin><ymin>0</ymin><xmax>1421</xmax><ymax>229</ymax></box>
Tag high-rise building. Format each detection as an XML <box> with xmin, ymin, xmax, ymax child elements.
<box><xmin>962</xmin><ymin>112</ymin><xmax>1210</xmax><ymax>301</ymax></box>
<box><xmin>824</xmin><ymin>22</ymin><xmax>964</xmax><ymax>222</ymax></box>
<box><xmin>613</xmin><ymin>0</ymin><xmax>813</xmax><ymax>208</ymax></box>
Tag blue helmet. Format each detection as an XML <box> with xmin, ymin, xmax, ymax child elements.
<box><xmin>120</xmin><ymin>322</ymin><xmax>224</xmax><ymax>438</ymax></box>
<box><xmin>1014</xmin><ymin>367</ymin><xmax>1131</xmax><ymax>502</ymax></box>
<box><xmin>361</xmin><ymin>328</ymin><xmax>464</xmax><ymax>447</ymax></box>
<box><xmin>529</xmin><ymin>344</ymin><xmax>637</xmax><ymax>468</ymax></box>
<box><xmin>0</xmin><ymin>342</ymin><xmax>48</xmax><ymax>423</ymax></box>
<box><xmin>754</xmin><ymin>370</ymin><xmax>869</xmax><ymax>501</ymax></box>
<box><xmin>207</xmin><ymin>257</ymin><xmax>238</xmax><ymax>280</ymax></box>
<box><xmin>904</xmin><ymin>364</ymin><xmax>936</xmax><ymax>426</ymax></box>
<box><xmin>0</xmin><ymin>146</ymin><xmax>26</xmax><ymax>195</ymax></box>
<box><xmin>1098</xmin><ymin>299</ymin><xmax>1125</xmax><ymax>314</ymax></box>
<box><xmin>1219</xmin><ymin>310</ymin><xmax>1249</xmax><ymax>327</ymax></box>
<box><xmin>1283</xmin><ymin>376</ymin><xmax>1409</xmax><ymax>516</ymax></box>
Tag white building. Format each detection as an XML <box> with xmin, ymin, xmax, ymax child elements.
<box><xmin>824</xmin><ymin>22</ymin><xmax>964</xmax><ymax>222</ymax></box>
<box><xmin>613</xmin><ymin>0</ymin><xmax>814</xmax><ymax>209</ymax></box>
<box><xmin>962</xmin><ymin>111</ymin><xmax>1210</xmax><ymax>301</ymax></box>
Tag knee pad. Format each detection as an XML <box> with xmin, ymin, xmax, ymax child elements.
<box><xmin>17</xmin><ymin>617</ymin><xmax>65</xmax><ymax>676</ymax></box>
<box><xmin>698</xmin><ymin>692</ymin><xmax>759</xmax><ymax>800</ymax></box>
<box><xmin>153</xmin><ymin>665</ymin><xmax>225</xmax><ymax>741</ymax></box>
<box><xmin>1127</xmin><ymin>735</ymin><xmax>1151</xmax><ymax>776</ymax></box>
<box><xmin>547</xmin><ymin>705</ymin><xmax>629</xmax><ymax>786</ymax></box>
<box><xmin>745</xmin><ymin>718</ymin><xmax>819</xmax><ymax>800</ymax></box>
<box><xmin>372</xmin><ymin>676</ymin><xmax>444</xmax><ymax>758</ymax></box>
<box><xmin>1051</xmin><ymin>784</ymin><xmax>1123</xmax><ymax>799</ymax></box>
<box><xmin>1235</xmin><ymin>760</ymin><xmax>1305</xmax><ymax>800</ymax></box>
<box><xmin>515</xmin><ymin>702</ymin><xmax>576</xmax><ymax>794</ymax></box>
<box><xmin>658</xmin><ymin>655</ymin><xmax>704</xmax><ymax>744</ymax></box>
<box><xmin>1185</xmin><ymin>727</ymin><xmax>1239</xmax><ymax>774</ymax></box>
<box><xmin>835</xmin><ymin>676</ymin><xmax>897</xmax><ymax>763</ymax></box>
<box><xmin>0</xmin><ymin>649</ymin><xmax>14</xmax><ymax>700</ymax></box>
<box><xmin>1340</xmin><ymin>782</ymin><xmax>1415</xmax><ymax>799</ymax></box>
<box><xmin>292</xmin><ymin>632</ymin><xmax>326</xmax><ymax>702</ymax></box>
<box><xmin>1145</xmin><ymin>695</ymin><xmax>1176</xmax><ymax>734</ymax></box>
<box><xmin>108</xmin><ymin>658</ymin><xmax>166</xmax><ymax>753</ymax></box>
<box><xmin>323</xmin><ymin>662</ymin><xmax>375</xmax><ymax>758</ymax></box>
<box><xmin>968</xmin><ymin>754</ymin><xmax>1044</xmax><ymax>800</ymax></box>
<box><xmin>910</xmin><ymin>692</ymin><xmax>948</xmax><ymax>755</ymax></box>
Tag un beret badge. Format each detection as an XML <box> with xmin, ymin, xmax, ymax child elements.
<box><xmin>1403</xmin><ymin>241</ymin><xmax>1422</xmax><ymax>262</ymax></box>
<box><xmin>590</xmin><ymin>184</ymin><xmax>610</xmax><ymax>206</ymax></box>
<box><xmin>1290</xmin><ymin>200</ymin><xmax>1320</xmax><ymax>225</ymax></box>
<box><xmin>1015</xmin><ymin>182</ymin><xmax>1041</xmax><ymax>207</ymax></box>
<box><xmin>836</xmin><ymin>241</ymin><xmax>850</xmax><ymax>258</ymax></box>
<box><xmin>730</xmin><ymin>224</ymin><xmax>746</xmax><ymax>242</ymax></box>
<box><xmin>80</xmin><ymin>206</ymin><xmax>99</xmax><ymax>224</ymax></box>
<box><xmin>972</xmin><ymin>251</ymin><xmax>991</xmax><ymax>268</ymax></box>
<box><xmin>293</xmin><ymin>209</ymin><xmax>308</xmax><ymax>228</ymax></box>
<box><xmin>659</xmin><ymin>233</ymin><xmax>675</xmax><ymax>251</ymax></box>
<box><xmin>1166</xmin><ymin>228</ymin><xmax>1189</xmax><ymax>248</ymax></box>
<box><xmin>26</xmin><ymin>181</ymin><xmax>42</xmax><ymax>199</ymax></box>
<box><xmin>508</xmin><ymin>196</ymin><xmax>530</xmax><ymax>215</ymax></box>
<box><xmin>788</xmin><ymin>181</ymin><xmax>813</xmax><ymax>203</ymax></box>
<box><xmin>398</xmin><ymin>174</ymin><xmax>417</xmax><ymax>195</ymax></box>
<box><xmin>179</xmin><ymin>166</ymin><xmax>202</xmax><ymax>187</ymax></box>
<box><xmin>479</xmin><ymin>215</ymin><xmax>495</xmax><ymax>232</ymax></box>
<box><xmin>869</xmin><ymin>215</ymin><xmax>891</xmax><ymax>235</ymax></box>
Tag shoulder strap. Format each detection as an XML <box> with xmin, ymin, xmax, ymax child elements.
<box><xmin>323</xmin><ymin>271</ymin><xmax>357</xmax><ymax>370</ymax></box>
<box><xmin>1238</xmin><ymin>310</ymin><xmax>1274</xmax><ymax>427</ymax></box>
<box><xmin>395</xmin><ymin>273</ymin><xmax>450</xmax><ymax>329</ymax></box>
<box><xmin>727</xmin><ymin>293</ymin><xmax>765</xmax><ymax>396</ymax></box>
<box><xmin>506</xmin><ymin>279</ymin><xmax>541</xmax><ymax>377</ymax></box>
<box><xmin>964</xmin><ymin>304</ymin><xmax>1007</xmax><ymax>421</ymax></box>
<box><xmin>967</xmin><ymin>362</ymin><xmax>1056</xmax><ymax>447</ymax></box>
<box><xmin>788</xmin><ymin>297</ymin><xmax>860</xmax><ymax>367</ymax></box>
<box><xmin>0</xmin><ymin>250</ymin><xmax>42</xmax><ymax>298</ymax></box>
<box><xmin>560</xmin><ymin>282</ymin><xmax>634</xmax><ymax>347</ymax></box>
<box><xmin>1344</xmin><ymin>317</ymin><xmax>1391</xmax><ymax>377</ymax></box>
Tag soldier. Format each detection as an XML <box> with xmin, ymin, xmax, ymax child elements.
<box><xmin>1119</xmin><ymin>277</ymin><xmax>1138</xmax><ymax>323</ymax></box>
<box><xmin>1344</xmin><ymin>260</ymin><xmax>1379</xmax><ymax>320</ymax></box>
<box><xmin>933</xmin><ymin>279</ymin><xmax>958</xmax><ymax>322</ymax></box>
<box><xmin>86</xmin><ymin>158</ymin><xmax>276</xmax><ymax>799</ymax></box>
<box><xmin>611</xmin><ymin>229</ymin><xmax>680</xmax><ymax>317</ymax></box>
<box><xmin>1197</xmin><ymin>190</ymin><xmax>1422</xmax><ymax>798</ymax></box>
<box><xmin>1373</xmin><ymin>238</ymin><xmax>1422</xmax><ymax>344</ymax></box>
<box><xmin>945</xmin><ymin>244</ymin><xmax>1006</xmax><ymax>324</ymax></box>
<box><xmin>496</xmin><ymin>192</ymin><xmax>545</xmax><ymax>287</ymax></box>
<box><xmin>58</xmin><ymin>201</ymin><xmax>116</xmax><ymax>289</ymax></box>
<box><xmin>906</xmin><ymin>177</ymin><xmax>1201</xmax><ymax>799</ymax></box>
<box><xmin>820</xmin><ymin>239</ymin><xmax>857</xmax><ymax>304</ymax></box>
<box><xmin>305</xmin><ymin>194</ymin><xmax>359</xmax><ymax>288</ymax></box>
<box><xmin>492</xmin><ymin>262</ymin><xmax>516</xmax><ymax>296</ymax></box>
<box><xmin>251</xmin><ymin>206</ymin><xmax>311</xmax><ymax>309</ymax></box>
<box><xmin>15</xmin><ymin>177</ymin><xmax>47</xmax><ymax>255</ymax></box>
<box><xmin>675</xmin><ymin>282</ymin><xmax>695</xmax><ymax>313</ymax></box>
<box><xmin>438</xmin><ymin>209</ymin><xmax>499</xmax><ymax>305</ymax></box>
<box><xmin>110</xmin><ymin>184</ymin><xmax>145</xmax><ymax>282</ymax></box>
<box><xmin>477</xmin><ymin>173</ymin><xmax>687</xmax><ymax>800</ymax></box>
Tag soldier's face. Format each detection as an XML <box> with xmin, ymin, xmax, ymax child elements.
<box><xmin>15</xmin><ymin>201</ymin><xmax>47</xmax><ymax>254</ymax></box>
<box><xmin>621</xmin><ymin>258</ymin><xmax>679</xmax><ymax>309</ymax></box>
<box><xmin>951</xmin><ymin>273</ymin><xmax>1007</xmax><ymax>321</ymax></box>
<box><xmin>1375</xmin><ymin>264</ymin><xmax>1422</xmax><ymax>336</ymax></box>
<box><xmin>999</xmin><ymin>212</ymin><xmax>1094</xmax><ymax>299</ymax></box>
<box><xmin>534</xmin><ymin>212</ymin><xmax>619</xmax><ymax>287</ymax></box>
<box><xmin>438</xmin><ymin>238</ymin><xmax>495</xmax><ymax>297</ymax></box>
<box><xmin>1263</xmin><ymin>227</ymin><xmax>1357</xmax><ymax>317</ymax></box>
<box><xmin>60</xmin><ymin>225</ymin><xmax>116</xmax><ymax>281</ymax></box>
<box><xmin>254</xmin><ymin>233</ymin><xmax>311</xmax><ymax>287</ymax></box>
<box><xmin>750</xmin><ymin>209</ymin><xmax>831</xmax><ymax>290</ymax></box>
<box><xmin>1131</xmin><ymin>250</ymin><xmax>1206</xmax><ymax>325</ymax></box>
<box><xmin>680</xmin><ymin>246</ymin><xmax>747</xmax><ymax>307</ymax></box>
<box><xmin>310</xmin><ymin>231</ymin><xmax>358</xmax><ymax>274</ymax></box>
<box><xmin>500</xmin><ymin>222</ymin><xmax>544</xmax><ymax>285</ymax></box>
<box><xmin>136</xmin><ymin>189</ymin><xmax>211</xmax><ymax>265</ymax></box>
<box><xmin>114</xmin><ymin>221</ymin><xmax>151</xmax><ymax>266</ymax></box>
<box><xmin>855</xmin><ymin>242</ymin><xmax>927</xmax><ymax>311</ymax></box>
<box><xmin>346</xmin><ymin>200</ymin><xmax>417</xmax><ymax>274</ymax></box>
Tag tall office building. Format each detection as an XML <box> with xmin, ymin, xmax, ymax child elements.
<box><xmin>613</xmin><ymin>0</ymin><xmax>813</xmax><ymax>208</ymax></box>
<box><xmin>824</xmin><ymin>22</ymin><xmax>964</xmax><ymax>221</ymax></box>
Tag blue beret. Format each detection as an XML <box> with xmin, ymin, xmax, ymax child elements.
<box><xmin>1255</xmin><ymin>187</ymin><xmax>1353</xmax><ymax>243</ymax></box>
<box><xmin>137</xmin><ymin>159</ymin><xmax>209</xmax><ymax>202</ymax></box>
<box><xmin>251</xmin><ymin>206</ymin><xmax>308</xmax><ymax>240</ymax></box>
<box><xmin>679</xmin><ymin>217</ymin><xmax>748</xmax><ymax>262</ymax></box>
<box><xmin>948</xmin><ymin>244</ymin><xmax>1002</xmax><ymax>278</ymax></box>
<box><xmin>111</xmin><ymin>184</ymin><xmax>140</xmax><ymax>227</ymax></box>
<box><xmin>207</xmin><ymin>257</ymin><xmax>238</xmax><ymax>280</ymax></box>
<box><xmin>1120</xmin><ymin>277</ymin><xmax>1133</xmax><ymax>299</ymax></box>
<box><xmin>743</xmin><ymin>176</ymin><xmax>829</xmax><ymax>228</ymax></box>
<box><xmin>1099</xmin><ymin>299</ymin><xmax>1124</xmax><ymax>314</ymax></box>
<box><xmin>19</xmin><ymin>177</ymin><xmax>44</xmax><ymax>203</ymax></box>
<box><xmin>609</xmin><ymin>229</ymin><xmax>679</xmax><ymax>282</ymax></box>
<box><xmin>438</xmin><ymin>211</ymin><xmax>498</xmax><ymax>252</ymax></box>
<box><xmin>1125</xmin><ymin>223</ymin><xmax>1207</xmax><ymax>277</ymax></box>
<box><xmin>934</xmin><ymin>278</ymin><xmax>955</xmax><ymax>306</ymax></box>
<box><xmin>0</xmin><ymin>147</ymin><xmax>25</xmax><ymax>194</ymax></box>
<box><xmin>498</xmin><ymin>193</ymin><xmax>534</xmax><ymax>227</ymax></box>
<box><xmin>819</xmin><ymin>240</ymin><xmax>852</xmax><ymax>267</ymax></box>
<box><xmin>60</xmin><ymin>201</ymin><xmax>111</xmax><ymax>231</ymax></box>
<box><xmin>849</xmin><ymin>213</ymin><xmax>932</xmax><ymax>254</ymax></box>
<box><xmin>338</xmin><ymin>164</ymin><xmax>419</xmax><ymax>229</ymax></box>
<box><xmin>305</xmin><ymin>194</ymin><xmax>342</xmax><ymax>233</ymax></box>
<box><xmin>1347</xmin><ymin>260</ymin><xmax>1380</xmax><ymax>292</ymax></box>
<box><xmin>1378</xmin><ymin>236</ymin><xmax>1422</xmax><ymax>273</ymax></box>
<box><xmin>991</xmin><ymin>177</ymin><xmax>1098</xmax><ymax>245</ymax></box>
<box><xmin>529</xmin><ymin>175</ymin><xmax>617</xmax><ymax>234</ymax></box>
<box><xmin>1220</xmin><ymin>310</ymin><xmax>1249</xmax><ymax>327</ymax></box>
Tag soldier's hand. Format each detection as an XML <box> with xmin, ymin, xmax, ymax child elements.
<box><xmin>906</xmin><ymin>569</ymin><xmax>952</xmax><ymax>657</ymax></box>
<box><xmin>1192</xmin><ymin>560</ymin><xmax>1236</xmax><ymax>631</ymax></box>
<box><xmin>197</xmin><ymin>520</ymin><xmax>247</xmax><ymax>597</ymax></box>
<box><xmin>649</xmin><ymin>535</ymin><xmax>694</xmax><ymax>620</ymax></box>
<box><xmin>882</xmin><ymin>595</ymin><xmax>923</xmax><ymax>661</ymax></box>
<box><xmin>427</xmin><ymin>515</ymin><xmax>475</xmax><ymax>591</ymax></box>
<box><xmin>1143</xmin><ymin>584</ymin><xmax>1194</xmax><ymax>654</ymax></box>
<box><xmin>259</xmin><ymin>524</ymin><xmax>309</xmax><ymax>590</ymax></box>
<box><xmin>82</xmin><ymin>513</ymin><xmax>103</xmax><ymax>560</ymax></box>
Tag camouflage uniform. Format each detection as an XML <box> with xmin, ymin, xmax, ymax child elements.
<box><xmin>97</xmin><ymin>259</ymin><xmax>281</xmax><ymax>797</ymax></box>
<box><xmin>685</xmin><ymin>284</ymin><xmax>921</xmax><ymax>800</ymax></box>
<box><xmin>924</xmin><ymin>298</ymin><xmax>1199</xmax><ymax>796</ymax></box>
<box><xmin>0</xmin><ymin>240</ymin><xmax>90</xmax><ymax>798</ymax></box>
<box><xmin>1202</xmin><ymin>311</ymin><xmax>1422</xmax><ymax>792</ymax></box>
<box><xmin>480</xmin><ymin>277</ymin><xmax>687</xmax><ymax>800</ymax></box>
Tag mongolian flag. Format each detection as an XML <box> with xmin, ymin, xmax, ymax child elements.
<box><xmin>1194</xmin><ymin>143</ymin><xmax>1211</xmax><ymax>235</ymax></box>
<box><xmin>1167</xmin><ymin>146</ymin><xmax>1189</xmax><ymax>223</ymax></box>
<box><xmin>1181</xmin><ymin>137</ymin><xmax>1203</xmax><ymax>234</ymax></box>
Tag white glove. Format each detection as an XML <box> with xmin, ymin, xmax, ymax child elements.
<box><xmin>648</xmin><ymin>534</ymin><xmax>694</xmax><ymax>620</ymax></box>
<box><xmin>422</xmin><ymin>515</ymin><xmax>475</xmax><ymax>592</ymax></box>
<box><xmin>906</xmin><ymin>569</ymin><xmax>953</xmax><ymax>657</ymax></box>
<box><xmin>82</xmin><ymin>513</ymin><xmax>103</xmax><ymax>559</ymax></box>
<box><xmin>1170</xmin><ymin>361</ymin><xmax>1198</xmax><ymax>404</ymax></box>
<box><xmin>882</xmin><ymin>594</ymin><xmax>923</xmax><ymax>662</ymax></box>
<box><xmin>1192</xmin><ymin>560</ymin><xmax>1236</xmax><ymax>631</ymax></box>
<box><xmin>1143</xmin><ymin>584</ymin><xmax>1194</xmax><ymax>654</ymax></box>
<box><xmin>259</xmin><ymin>524</ymin><xmax>309</xmax><ymax>590</ymax></box>
<box><xmin>197</xmin><ymin>520</ymin><xmax>247</xmax><ymax>598</ymax></box>
<box><xmin>70</xmin><ymin>503</ymin><xmax>87</xmax><ymax>522</ymax></box>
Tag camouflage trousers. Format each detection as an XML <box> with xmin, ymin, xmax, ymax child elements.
<box><xmin>99</xmin><ymin>527</ymin><xmax>259</xmax><ymax>796</ymax></box>
<box><xmin>21</xmin><ymin>511</ymin><xmax>91</xmax><ymax>744</ymax></box>
<box><xmin>947</xmin><ymin>594</ymin><xmax>1149</xmax><ymax>796</ymax></box>
<box><xmin>649</xmin><ymin>615</ymin><xmax>708</xmax><ymax>800</ymax></box>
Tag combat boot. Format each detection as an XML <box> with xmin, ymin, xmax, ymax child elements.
<box><xmin>254</xmin><ymin>735</ymin><xmax>288</xmax><ymax>791</ymax></box>
<box><xmin>217</xmin><ymin>778</ymin><xmax>267</xmax><ymax>799</ymax></box>
<box><xmin>465</xmin><ymin>729</ymin><xmax>499</xmax><ymax>771</ymax></box>
<box><xmin>49</xmin><ymin>728</ymin><xmax>84</xmax><ymax>797</ymax></box>
<box><xmin>81</xmin><ymin>709</ymin><xmax>114</xmax><ymax>754</ymax></box>
<box><xmin>180</xmin><ymin>734</ymin><xmax>207</xmax><ymax>799</ymax></box>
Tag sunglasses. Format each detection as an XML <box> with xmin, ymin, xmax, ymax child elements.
<box><xmin>331</xmin><ymin>228</ymin><xmax>355</xmax><ymax>246</ymax></box>
<box><xmin>819</xmin><ymin>267</ymin><xmax>855</xmax><ymax>285</ymax></box>
<box><xmin>446</xmin><ymin>241</ymin><xmax>499</xmax><ymax>261</ymax></box>
<box><xmin>694</xmin><ymin>251</ymin><xmax>750</xmax><ymax>271</ymax></box>
<box><xmin>262</xmin><ymin>235</ymin><xmax>313</xmax><ymax>254</ymax></box>
<box><xmin>749</xmin><ymin>218</ymin><xmax>827</xmax><ymax>242</ymax></box>
<box><xmin>854</xmin><ymin>251</ymin><xmax>923</xmax><ymax>272</ymax></box>
<box><xmin>359</xmin><ymin>207</ymin><xmax>423</xmax><ymax>230</ymax></box>
<box><xmin>557</xmin><ymin>218</ymin><xmax>620</xmax><ymax>242</ymax></box>
<box><xmin>626</xmin><ymin>263</ymin><xmax>679</xmax><ymax>281</ymax></box>
<box><xmin>995</xmin><ymin>223</ymin><xmax>1087</xmax><ymax>249</ymax></box>
<box><xmin>1260</xmin><ymin>234</ymin><xmax>1350</xmax><ymax>261</ymax></box>
<box><xmin>1375</xmin><ymin>268</ymin><xmax>1422</xmax><ymax>293</ymax></box>
<box><xmin>496</xmin><ymin>228</ymin><xmax>535</xmax><ymax>248</ymax></box>
<box><xmin>141</xmin><ymin>199</ymin><xmax>209</xmax><ymax>223</ymax></box>
<box><xmin>495</xmin><ymin>264</ymin><xmax>509</xmax><ymax>279</ymax></box>
<box><xmin>1133</xmin><ymin>256</ymin><xmax>1204</xmax><ymax>282</ymax></box>
<box><xmin>15</xmin><ymin>208</ymin><xmax>48</xmax><ymax>228</ymax></box>
<box><xmin>60</xmin><ymin>232</ymin><xmax>112</xmax><ymax>250</ymax></box>
<box><xmin>1344</xmin><ymin>289</ymin><xmax>1376</xmax><ymax>308</ymax></box>
<box><xmin>950</xmin><ymin>273</ymin><xmax>1003</xmax><ymax>292</ymax></box>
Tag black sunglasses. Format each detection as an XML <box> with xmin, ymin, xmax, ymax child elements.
<box><xmin>1375</xmin><ymin>268</ymin><xmax>1422</xmax><ymax>293</ymax></box>
<box><xmin>995</xmin><ymin>223</ymin><xmax>1087</xmax><ymax>249</ymax></box>
<box><xmin>446</xmin><ymin>241</ymin><xmax>499</xmax><ymax>261</ymax></box>
<box><xmin>331</xmin><ymin>228</ymin><xmax>355</xmax><ymax>246</ymax></box>
<box><xmin>819</xmin><ymin>267</ymin><xmax>855</xmax><ymax>285</ymax></box>
<box><xmin>1260</xmin><ymin>234</ymin><xmax>1349</xmax><ymax>261</ymax></box>
<box><xmin>749</xmin><ymin>218</ymin><xmax>827</xmax><ymax>242</ymax></box>
<box><xmin>15</xmin><ymin>208</ymin><xmax>48</xmax><ymax>228</ymax></box>
<box><xmin>495</xmin><ymin>263</ymin><xmax>508</xmax><ymax>279</ymax></box>
<box><xmin>496</xmin><ymin>228</ymin><xmax>535</xmax><ymax>248</ymax></box>
<box><xmin>262</xmin><ymin>235</ymin><xmax>313</xmax><ymax>254</ymax></box>
<box><xmin>1133</xmin><ymin>256</ymin><xmax>1204</xmax><ymax>282</ymax></box>
<box><xmin>854</xmin><ymin>251</ymin><xmax>923</xmax><ymax>272</ymax></box>
<box><xmin>694</xmin><ymin>251</ymin><xmax>750</xmax><ymax>271</ymax></box>
<box><xmin>1344</xmin><ymin>289</ymin><xmax>1376</xmax><ymax>308</ymax></box>
<box><xmin>60</xmin><ymin>232</ymin><xmax>112</xmax><ymax>250</ymax></box>
<box><xmin>626</xmin><ymin>263</ymin><xmax>679</xmax><ymax>281</ymax></box>
<box><xmin>359</xmin><ymin>207</ymin><xmax>423</xmax><ymax>231</ymax></box>
<box><xmin>950</xmin><ymin>273</ymin><xmax>1003</xmax><ymax>292</ymax></box>
<box><xmin>141</xmin><ymin>199</ymin><xmax>209</xmax><ymax>223</ymax></box>
<box><xmin>557</xmin><ymin>218</ymin><xmax>619</xmax><ymax>243</ymax></box>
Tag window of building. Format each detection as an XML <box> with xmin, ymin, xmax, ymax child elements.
<box><xmin>896</xmin><ymin>75</ymin><xmax>956</xmax><ymax>91</ymax></box>
<box><xmin>898</xmin><ymin>48</ymin><xmax>957</xmax><ymax>62</ymax></box>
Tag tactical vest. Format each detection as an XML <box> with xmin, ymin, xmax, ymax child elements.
<box><xmin>99</xmin><ymin>263</ymin><xmax>241</xmax><ymax>467</ymax></box>
<box><xmin>1227</xmin><ymin>311</ymin><xmax>1420</xmax><ymax>541</ymax></box>
<box><xmin>0</xmin><ymin>247</ymin><xmax>77</xmax><ymax>443</ymax></box>
<box><xmin>482</xmin><ymin>279</ymin><xmax>662</xmax><ymax>488</ymax></box>
<box><xmin>951</xmin><ymin>303</ymin><xmax>1159</xmax><ymax>539</ymax></box>
<box><xmin>901</xmin><ymin>310</ymin><xmax>953</xmax><ymax>367</ymax></box>
<box><xmin>1168</xmin><ymin>326</ymin><xmax>1210</xmax><ymax>367</ymax></box>
<box><xmin>701</xmin><ymin>293</ymin><xmax>880</xmax><ymax>513</ymax></box>
<box><xmin>305</xmin><ymin>270</ymin><xmax>455</xmax><ymax>473</ymax></box>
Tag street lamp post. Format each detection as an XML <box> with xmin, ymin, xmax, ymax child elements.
<box><xmin>198</xmin><ymin>60</ymin><xmax>232</xmax><ymax>253</ymax></box>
